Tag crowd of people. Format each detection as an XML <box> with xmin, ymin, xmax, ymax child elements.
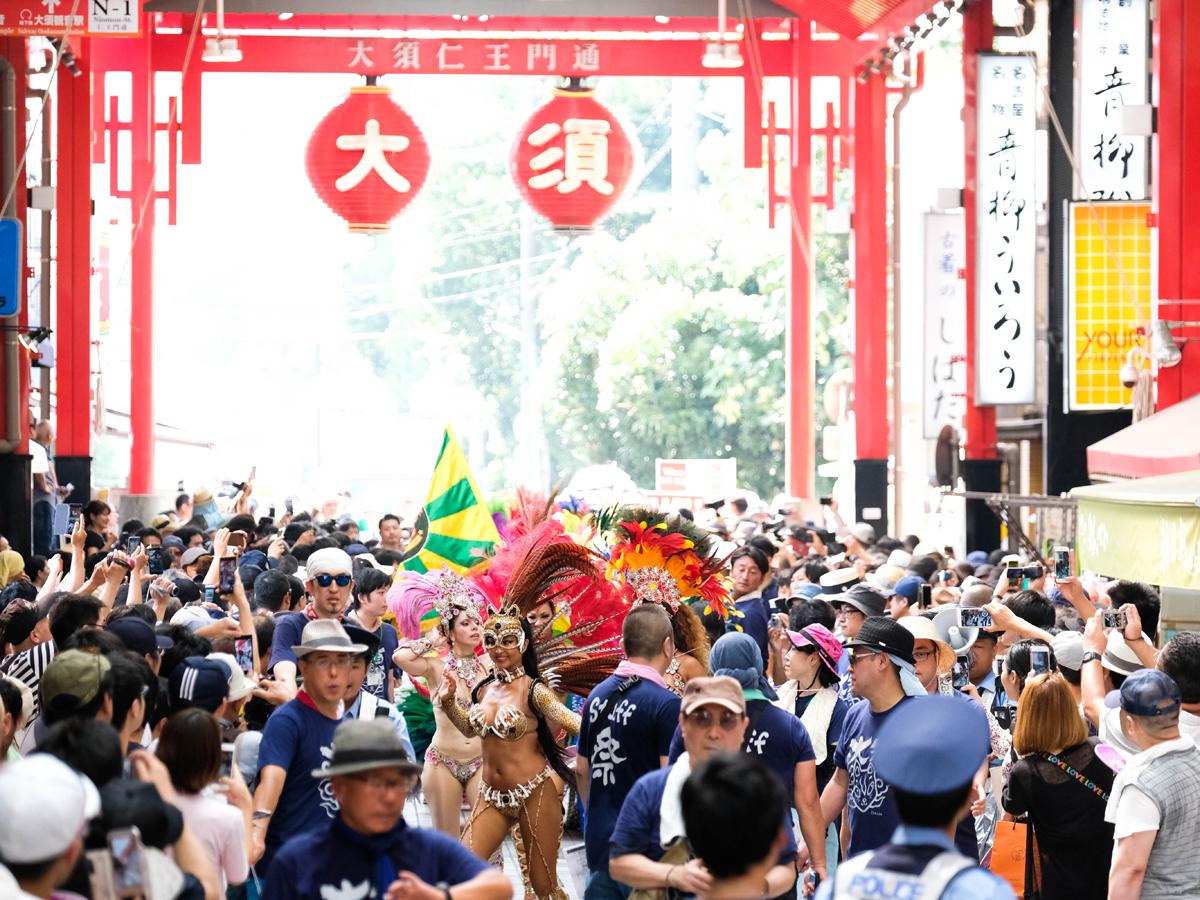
<box><xmin>0</xmin><ymin>481</ymin><xmax>1197</xmax><ymax>900</ymax></box>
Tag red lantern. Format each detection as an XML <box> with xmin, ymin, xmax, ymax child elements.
<box><xmin>510</xmin><ymin>82</ymin><xmax>635</xmax><ymax>231</ymax></box>
<box><xmin>305</xmin><ymin>85</ymin><xmax>430</xmax><ymax>234</ymax></box>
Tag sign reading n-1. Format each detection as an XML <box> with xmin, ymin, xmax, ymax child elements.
<box><xmin>0</xmin><ymin>0</ymin><xmax>140</xmax><ymax>38</ymax></box>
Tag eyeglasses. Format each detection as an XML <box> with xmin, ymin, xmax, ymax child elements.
<box><xmin>304</xmin><ymin>654</ymin><xmax>355</xmax><ymax>671</ymax></box>
<box><xmin>314</xmin><ymin>573</ymin><xmax>352</xmax><ymax>588</ymax></box>
<box><xmin>348</xmin><ymin>771</ymin><xmax>418</xmax><ymax>793</ymax></box>
<box><xmin>483</xmin><ymin>631</ymin><xmax>522</xmax><ymax>649</ymax></box>
<box><xmin>847</xmin><ymin>648</ymin><xmax>880</xmax><ymax>665</ymax></box>
<box><xmin>684</xmin><ymin>708</ymin><xmax>745</xmax><ymax>731</ymax></box>
<box><xmin>912</xmin><ymin>649</ymin><xmax>937</xmax><ymax>663</ymax></box>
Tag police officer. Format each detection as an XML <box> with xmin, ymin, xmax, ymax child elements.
<box><xmin>817</xmin><ymin>695</ymin><xmax>1015</xmax><ymax>900</ymax></box>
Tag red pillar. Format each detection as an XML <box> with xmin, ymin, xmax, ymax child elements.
<box><xmin>129</xmin><ymin>35</ymin><xmax>155</xmax><ymax>493</ymax></box>
<box><xmin>852</xmin><ymin>72</ymin><xmax>888</xmax><ymax>462</ymax></box>
<box><xmin>851</xmin><ymin>70</ymin><xmax>889</xmax><ymax>531</ymax></box>
<box><xmin>786</xmin><ymin>19</ymin><xmax>814</xmax><ymax>498</ymax></box>
<box><xmin>1154</xmin><ymin>0</ymin><xmax>1200</xmax><ymax>408</ymax></box>
<box><xmin>0</xmin><ymin>38</ymin><xmax>29</xmax><ymax>454</ymax></box>
<box><xmin>962</xmin><ymin>0</ymin><xmax>997</xmax><ymax>458</ymax></box>
<box><xmin>56</xmin><ymin>40</ymin><xmax>92</xmax><ymax>462</ymax></box>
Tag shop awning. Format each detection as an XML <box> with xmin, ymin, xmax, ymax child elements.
<box><xmin>1072</xmin><ymin>470</ymin><xmax>1200</xmax><ymax>590</ymax></box>
<box><xmin>1087</xmin><ymin>395</ymin><xmax>1200</xmax><ymax>480</ymax></box>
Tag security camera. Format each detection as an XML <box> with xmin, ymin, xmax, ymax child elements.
<box><xmin>1118</xmin><ymin>362</ymin><xmax>1139</xmax><ymax>389</ymax></box>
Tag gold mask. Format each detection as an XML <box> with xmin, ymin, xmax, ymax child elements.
<box><xmin>482</xmin><ymin>604</ymin><xmax>526</xmax><ymax>651</ymax></box>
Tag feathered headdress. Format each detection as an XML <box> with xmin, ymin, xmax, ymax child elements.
<box><xmin>478</xmin><ymin>531</ymin><xmax>629</xmax><ymax>695</ymax></box>
<box><xmin>594</xmin><ymin>506</ymin><xmax>734</xmax><ymax>619</ymax></box>
<box><xmin>387</xmin><ymin>568</ymin><xmax>488</xmax><ymax>641</ymax></box>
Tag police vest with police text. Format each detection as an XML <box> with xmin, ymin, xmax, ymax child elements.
<box><xmin>831</xmin><ymin>843</ymin><xmax>974</xmax><ymax>900</ymax></box>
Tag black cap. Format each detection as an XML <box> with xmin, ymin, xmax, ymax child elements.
<box><xmin>107</xmin><ymin>616</ymin><xmax>173</xmax><ymax>658</ymax></box>
<box><xmin>96</xmin><ymin>779</ymin><xmax>184</xmax><ymax>849</ymax></box>
<box><xmin>845</xmin><ymin>616</ymin><xmax>916</xmax><ymax>665</ymax></box>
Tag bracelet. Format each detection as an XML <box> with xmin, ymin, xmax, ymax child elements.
<box><xmin>252</xmin><ymin>810</ymin><xmax>273</xmax><ymax>821</ymax></box>
<box><xmin>665</xmin><ymin>865</ymin><xmax>676</xmax><ymax>889</ymax></box>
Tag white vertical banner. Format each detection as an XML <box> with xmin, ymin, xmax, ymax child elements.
<box><xmin>1076</xmin><ymin>0</ymin><xmax>1150</xmax><ymax>200</ymax></box>
<box><xmin>923</xmin><ymin>212</ymin><xmax>967</xmax><ymax>439</ymax></box>
<box><xmin>976</xmin><ymin>53</ymin><xmax>1038</xmax><ymax>406</ymax></box>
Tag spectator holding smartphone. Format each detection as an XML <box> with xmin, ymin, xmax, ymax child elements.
<box><xmin>1002</xmin><ymin>673</ymin><xmax>1113</xmax><ymax>900</ymax></box>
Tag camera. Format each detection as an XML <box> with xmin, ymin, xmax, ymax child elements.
<box><xmin>1119</xmin><ymin>361</ymin><xmax>1139</xmax><ymax>388</ymax></box>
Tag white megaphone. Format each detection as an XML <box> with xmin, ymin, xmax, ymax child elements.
<box><xmin>934</xmin><ymin>606</ymin><xmax>977</xmax><ymax>658</ymax></box>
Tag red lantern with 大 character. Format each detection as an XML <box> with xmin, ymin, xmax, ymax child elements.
<box><xmin>305</xmin><ymin>84</ymin><xmax>430</xmax><ymax>234</ymax></box>
<box><xmin>510</xmin><ymin>79</ymin><xmax>635</xmax><ymax>232</ymax></box>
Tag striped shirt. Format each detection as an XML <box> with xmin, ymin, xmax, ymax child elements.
<box><xmin>0</xmin><ymin>642</ymin><xmax>56</xmax><ymax>720</ymax></box>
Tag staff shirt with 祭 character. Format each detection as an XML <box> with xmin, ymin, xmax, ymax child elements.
<box><xmin>578</xmin><ymin>674</ymin><xmax>681</xmax><ymax>872</ymax></box>
<box><xmin>833</xmin><ymin>696</ymin><xmax>912</xmax><ymax>857</ymax></box>
<box><xmin>256</xmin><ymin>695</ymin><xmax>342</xmax><ymax>875</ymax></box>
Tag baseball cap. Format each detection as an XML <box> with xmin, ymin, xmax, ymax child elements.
<box><xmin>1050</xmin><ymin>631</ymin><xmax>1084</xmax><ymax>671</ymax></box>
<box><xmin>161</xmin><ymin>535</ymin><xmax>185</xmax><ymax>552</ymax></box>
<box><xmin>107</xmin><ymin>616</ymin><xmax>174</xmax><ymax>657</ymax></box>
<box><xmin>874</xmin><ymin>696</ymin><xmax>991</xmax><ymax>793</ymax></box>
<box><xmin>966</xmin><ymin>550</ymin><xmax>989</xmax><ymax>566</ymax></box>
<box><xmin>170</xmin><ymin>605</ymin><xmax>212</xmax><ymax>634</ymax></box>
<box><xmin>96</xmin><ymin>779</ymin><xmax>184</xmax><ymax>849</ymax></box>
<box><xmin>41</xmin><ymin>649</ymin><xmax>111</xmax><ymax>711</ymax></box>
<box><xmin>835</xmin><ymin>584</ymin><xmax>890</xmax><ymax>618</ymax></box>
<box><xmin>842</xmin><ymin>522</ymin><xmax>876</xmax><ymax>545</ymax></box>
<box><xmin>867</xmin><ymin>565</ymin><xmax>906</xmax><ymax>593</ymax></box>
<box><xmin>179</xmin><ymin>546</ymin><xmax>211</xmax><ymax>568</ymax></box>
<box><xmin>0</xmin><ymin>754</ymin><xmax>100</xmax><ymax>863</ymax></box>
<box><xmin>168</xmin><ymin>657</ymin><xmax>231</xmax><ymax>712</ymax></box>
<box><xmin>306</xmin><ymin>548</ymin><xmax>353</xmax><ymax>579</ymax></box>
<box><xmin>886</xmin><ymin>549</ymin><xmax>914</xmax><ymax>568</ymax></box>
<box><xmin>207</xmin><ymin>652</ymin><xmax>256</xmax><ymax>703</ymax></box>
<box><xmin>1105</xmin><ymin>668</ymin><xmax>1182</xmax><ymax>718</ymax></box>
<box><xmin>344</xmin><ymin>543</ymin><xmax>370</xmax><ymax>557</ymax></box>
<box><xmin>845</xmin><ymin>616</ymin><xmax>916</xmax><ymax>665</ymax></box>
<box><xmin>680</xmin><ymin>676</ymin><xmax>747</xmax><ymax>716</ymax></box>
<box><xmin>892</xmin><ymin>576</ymin><xmax>925</xmax><ymax>605</ymax></box>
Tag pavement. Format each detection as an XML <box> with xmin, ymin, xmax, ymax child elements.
<box><xmin>403</xmin><ymin>790</ymin><xmax>588</xmax><ymax>900</ymax></box>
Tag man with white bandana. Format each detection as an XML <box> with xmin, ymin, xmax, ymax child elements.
<box><xmin>608</xmin><ymin>677</ymin><xmax>798</xmax><ymax>899</ymax></box>
<box><xmin>799</xmin><ymin>617</ymin><xmax>927</xmax><ymax>865</ymax></box>
<box><xmin>265</xmin><ymin>547</ymin><xmax>355</xmax><ymax>704</ymax></box>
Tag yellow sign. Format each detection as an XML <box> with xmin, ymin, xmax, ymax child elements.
<box><xmin>1067</xmin><ymin>202</ymin><xmax>1152</xmax><ymax>410</ymax></box>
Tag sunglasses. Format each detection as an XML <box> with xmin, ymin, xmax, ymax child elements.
<box><xmin>685</xmin><ymin>708</ymin><xmax>745</xmax><ymax>731</ymax></box>
<box><xmin>847</xmin><ymin>647</ymin><xmax>880</xmax><ymax>665</ymax></box>
<box><xmin>314</xmin><ymin>573</ymin><xmax>352</xmax><ymax>588</ymax></box>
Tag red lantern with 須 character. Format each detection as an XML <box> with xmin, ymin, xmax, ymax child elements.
<box><xmin>305</xmin><ymin>84</ymin><xmax>430</xmax><ymax>234</ymax></box>
<box><xmin>510</xmin><ymin>80</ymin><xmax>635</xmax><ymax>232</ymax></box>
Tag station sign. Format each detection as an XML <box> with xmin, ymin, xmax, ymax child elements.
<box><xmin>0</xmin><ymin>0</ymin><xmax>140</xmax><ymax>38</ymax></box>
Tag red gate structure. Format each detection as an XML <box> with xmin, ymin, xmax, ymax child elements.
<box><xmin>2</xmin><ymin>0</ymin><xmax>1198</xmax><ymax>555</ymax></box>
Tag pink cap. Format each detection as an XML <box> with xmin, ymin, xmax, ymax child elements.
<box><xmin>785</xmin><ymin>624</ymin><xmax>843</xmax><ymax>674</ymax></box>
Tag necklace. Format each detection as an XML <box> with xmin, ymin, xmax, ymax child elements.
<box><xmin>495</xmin><ymin>666</ymin><xmax>526</xmax><ymax>685</ymax></box>
<box><xmin>448</xmin><ymin>652</ymin><xmax>485</xmax><ymax>684</ymax></box>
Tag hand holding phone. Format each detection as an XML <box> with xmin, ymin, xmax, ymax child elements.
<box><xmin>218</xmin><ymin>556</ymin><xmax>237</xmax><ymax>595</ymax></box>
<box><xmin>1029</xmin><ymin>645</ymin><xmax>1051</xmax><ymax>674</ymax></box>
<box><xmin>959</xmin><ymin>608</ymin><xmax>994</xmax><ymax>629</ymax></box>
<box><xmin>1053</xmin><ymin>546</ymin><xmax>1072</xmax><ymax>580</ymax></box>
<box><xmin>1102</xmin><ymin>609</ymin><xmax>1128</xmax><ymax>630</ymax></box>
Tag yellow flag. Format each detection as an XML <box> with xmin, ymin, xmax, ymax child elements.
<box><xmin>401</xmin><ymin>427</ymin><xmax>501</xmax><ymax>574</ymax></box>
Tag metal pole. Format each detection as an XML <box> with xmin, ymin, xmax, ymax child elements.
<box><xmin>0</xmin><ymin>52</ymin><xmax>18</xmax><ymax>451</ymax></box>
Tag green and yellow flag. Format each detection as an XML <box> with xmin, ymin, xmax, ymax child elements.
<box><xmin>401</xmin><ymin>427</ymin><xmax>501</xmax><ymax>575</ymax></box>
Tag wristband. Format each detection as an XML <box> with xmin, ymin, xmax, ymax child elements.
<box><xmin>252</xmin><ymin>810</ymin><xmax>273</xmax><ymax>821</ymax></box>
<box><xmin>665</xmin><ymin>865</ymin><xmax>676</xmax><ymax>888</ymax></box>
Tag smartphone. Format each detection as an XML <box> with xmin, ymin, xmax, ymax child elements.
<box><xmin>107</xmin><ymin>827</ymin><xmax>147</xmax><ymax>897</ymax></box>
<box><xmin>285</xmin><ymin>498</ymin><xmax>294</xmax><ymax>514</ymax></box>
<box><xmin>918</xmin><ymin>583</ymin><xmax>932</xmax><ymax>608</ymax></box>
<box><xmin>229</xmin><ymin>531</ymin><xmax>248</xmax><ymax>552</ymax></box>
<box><xmin>1029</xmin><ymin>645</ymin><xmax>1051</xmax><ymax>674</ymax></box>
<box><xmin>125</xmin><ymin>535</ymin><xmax>141</xmax><ymax>555</ymax></box>
<box><xmin>146</xmin><ymin>547</ymin><xmax>168</xmax><ymax>576</ymax></box>
<box><xmin>993</xmin><ymin>655</ymin><xmax>1006</xmax><ymax>678</ymax></box>
<box><xmin>1103</xmin><ymin>609</ymin><xmax>1128</xmax><ymax>630</ymax></box>
<box><xmin>234</xmin><ymin>635</ymin><xmax>255</xmax><ymax>675</ymax></box>
<box><xmin>952</xmin><ymin>660</ymin><xmax>971</xmax><ymax>690</ymax></box>
<box><xmin>1053</xmin><ymin>546</ymin><xmax>1071</xmax><ymax>580</ymax></box>
<box><xmin>959</xmin><ymin>608</ymin><xmax>994</xmax><ymax>629</ymax></box>
<box><xmin>268</xmin><ymin>505</ymin><xmax>276</xmax><ymax>519</ymax></box>
<box><xmin>1006</xmin><ymin>566</ymin><xmax>1024</xmax><ymax>582</ymax></box>
<box><xmin>60</xmin><ymin>502</ymin><xmax>84</xmax><ymax>549</ymax></box>
<box><xmin>219</xmin><ymin>743</ymin><xmax>236</xmax><ymax>779</ymax></box>
<box><xmin>1024</xmin><ymin>565</ymin><xmax>1045</xmax><ymax>581</ymax></box>
<box><xmin>818</xmin><ymin>496</ymin><xmax>832</xmax><ymax>506</ymax></box>
<box><xmin>218</xmin><ymin>556</ymin><xmax>237</xmax><ymax>595</ymax></box>
<box><xmin>203</xmin><ymin>584</ymin><xmax>216</xmax><ymax>605</ymax></box>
